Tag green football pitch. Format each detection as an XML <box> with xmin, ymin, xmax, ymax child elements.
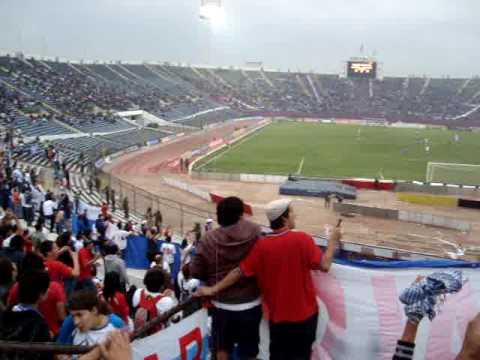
<box><xmin>195</xmin><ymin>121</ymin><xmax>480</xmax><ymax>182</ymax></box>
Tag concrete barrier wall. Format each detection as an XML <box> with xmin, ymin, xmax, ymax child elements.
<box><xmin>333</xmin><ymin>203</ymin><xmax>399</xmax><ymax>220</ymax></box>
<box><xmin>239</xmin><ymin>173</ymin><xmax>288</xmax><ymax>184</ymax></box>
<box><xmin>398</xmin><ymin>210</ymin><xmax>471</xmax><ymax>232</ymax></box>
<box><xmin>396</xmin><ymin>183</ymin><xmax>479</xmax><ymax>197</ymax></box>
<box><xmin>191</xmin><ymin>172</ymin><xmax>241</xmax><ymax>182</ymax></box>
<box><xmin>396</xmin><ymin>193</ymin><xmax>458</xmax><ymax>207</ymax></box>
<box><xmin>334</xmin><ymin>203</ymin><xmax>471</xmax><ymax>232</ymax></box>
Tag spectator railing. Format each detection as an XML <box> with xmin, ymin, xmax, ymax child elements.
<box><xmin>96</xmin><ymin>168</ymin><xmax>215</xmax><ymax>233</ymax></box>
<box><xmin>0</xmin><ymin>297</ymin><xmax>200</xmax><ymax>356</ymax></box>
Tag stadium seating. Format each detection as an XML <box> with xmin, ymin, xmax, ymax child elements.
<box><xmin>2</xmin><ymin>54</ymin><xmax>480</xmax><ymax>149</ymax></box>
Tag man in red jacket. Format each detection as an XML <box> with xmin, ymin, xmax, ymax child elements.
<box><xmin>197</xmin><ymin>198</ymin><xmax>341</xmax><ymax>360</ymax></box>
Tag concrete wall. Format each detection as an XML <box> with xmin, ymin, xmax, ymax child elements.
<box><xmin>333</xmin><ymin>203</ymin><xmax>399</xmax><ymax>220</ymax></box>
<box><xmin>398</xmin><ymin>210</ymin><xmax>471</xmax><ymax>232</ymax></box>
<box><xmin>334</xmin><ymin>203</ymin><xmax>471</xmax><ymax>232</ymax></box>
<box><xmin>396</xmin><ymin>182</ymin><xmax>479</xmax><ymax>197</ymax></box>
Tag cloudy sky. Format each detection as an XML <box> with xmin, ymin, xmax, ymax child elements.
<box><xmin>1</xmin><ymin>0</ymin><xmax>479</xmax><ymax>77</ymax></box>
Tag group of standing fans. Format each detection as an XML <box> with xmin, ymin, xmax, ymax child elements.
<box><xmin>1</xmin><ymin>145</ymin><xmax>480</xmax><ymax>359</ymax></box>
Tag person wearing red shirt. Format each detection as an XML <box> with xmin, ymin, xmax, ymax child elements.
<box><xmin>8</xmin><ymin>252</ymin><xmax>67</xmax><ymax>337</ymax></box>
<box><xmin>78</xmin><ymin>239</ymin><xmax>100</xmax><ymax>291</ymax></box>
<box><xmin>8</xmin><ymin>279</ymin><xmax>66</xmax><ymax>337</ymax></box>
<box><xmin>39</xmin><ymin>240</ymin><xmax>79</xmax><ymax>284</ymax></box>
<box><xmin>102</xmin><ymin>272</ymin><xmax>130</xmax><ymax>323</ymax></box>
<box><xmin>101</xmin><ymin>202</ymin><xmax>109</xmax><ymax>219</ymax></box>
<box><xmin>196</xmin><ymin>199</ymin><xmax>341</xmax><ymax>360</ymax></box>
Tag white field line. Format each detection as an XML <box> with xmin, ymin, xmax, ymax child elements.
<box><xmin>196</xmin><ymin>126</ymin><xmax>267</xmax><ymax>170</ymax></box>
<box><xmin>296</xmin><ymin>157</ymin><xmax>305</xmax><ymax>175</ymax></box>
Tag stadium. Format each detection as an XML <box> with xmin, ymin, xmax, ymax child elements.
<box><xmin>1</xmin><ymin>0</ymin><xmax>480</xmax><ymax>359</ymax></box>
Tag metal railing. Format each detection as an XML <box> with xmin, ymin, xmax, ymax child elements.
<box><xmin>95</xmin><ymin>168</ymin><xmax>215</xmax><ymax>234</ymax></box>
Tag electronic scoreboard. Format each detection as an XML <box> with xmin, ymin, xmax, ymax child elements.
<box><xmin>347</xmin><ymin>61</ymin><xmax>377</xmax><ymax>79</ymax></box>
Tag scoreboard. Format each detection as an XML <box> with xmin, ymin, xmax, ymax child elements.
<box><xmin>347</xmin><ymin>61</ymin><xmax>377</xmax><ymax>79</ymax></box>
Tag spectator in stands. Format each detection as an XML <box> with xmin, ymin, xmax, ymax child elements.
<box><xmin>122</xmin><ymin>197</ymin><xmax>129</xmax><ymax>220</ymax></box>
<box><xmin>190</xmin><ymin>196</ymin><xmax>262</xmax><ymax>360</ymax></box>
<box><xmin>87</xmin><ymin>178</ymin><xmax>94</xmax><ymax>194</ymax></box>
<box><xmin>95</xmin><ymin>214</ymin><xmax>106</xmax><ymax>242</ymax></box>
<box><xmin>12</xmin><ymin>186</ymin><xmax>22</xmax><ymax>218</ymax></box>
<box><xmin>154</xmin><ymin>209</ymin><xmax>162</xmax><ymax>230</ymax></box>
<box><xmin>0</xmin><ymin>256</ymin><xmax>15</xmax><ymax>311</ymax></box>
<box><xmin>55</xmin><ymin>231</ymin><xmax>77</xmax><ymax>296</ymax></box>
<box><xmin>42</xmin><ymin>193</ymin><xmax>57</xmax><ymax>233</ymax></box>
<box><xmin>39</xmin><ymin>240</ymin><xmax>80</xmax><ymax>284</ymax></box>
<box><xmin>111</xmin><ymin>224</ymin><xmax>132</xmax><ymax>259</ymax></box>
<box><xmin>78</xmin><ymin>238</ymin><xmax>100</xmax><ymax>291</ymax></box>
<box><xmin>59</xmin><ymin>289</ymin><xmax>125</xmax><ymax>347</ymax></box>
<box><xmin>110</xmin><ymin>188</ymin><xmax>116</xmax><ymax>212</ymax></box>
<box><xmin>132</xmin><ymin>268</ymin><xmax>177</xmax><ymax>332</ymax></box>
<box><xmin>196</xmin><ymin>199</ymin><xmax>342</xmax><ymax>360</ymax></box>
<box><xmin>77</xmin><ymin>210</ymin><xmax>90</xmax><ymax>236</ymax></box>
<box><xmin>8</xmin><ymin>252</ymin><xmax>67</xmax><ymax>338</ymax></box>
<box><xmin>102</xmin><ymin>271</ymin><xmax>129</xmax><ymax>324</ymax></box>
<box><xmin>101</xmin><ymin>202</ymin><xmax>109</xmax><ymax>219</ymax></box>
<box><xmin>145</xmin><ymin>207</ymin><xmax>154</xmax><ymax>228</ymax></box>
<box><xmin>160</xmin><ymin>230</ymin><xmax>176</xmax><ymax>274</ymax></box>
<box><xmin>31</xmin><ymin>221</ymin><xmax>47</xmax><ymax>249</ymax></box>
<box><xmin>204</xmin><ymin>218</ymin><xmax>214</xmax><ymax>232</ymax></box>
<box><xmin>178</xmin><ymin>264</ymin><xmax>199</xmax><ymax>302</ymax></box>
<box><xmin>150</xmin><ymin>252</ymin><xmax>170</xmax><ymax>273</ymax></box>
<box><xmin>21</xmin><ymin>187</ymin><xmax>34</xmax><ymax>227</ymax></box>
<box><xmin>0</xmin><ymin>270</ymin><xmax>53</xmax><ymax>359</ymax></box>
<box><xmin>104</xmin><ymin>244</ymin><xmax>128</xmax><ymax>290</ymax></box>
<box><xmin>55</xmin><ymin>208</ymin><xmax>65</xmax><ymax>234</ymax></box>
<box><xmin>0</xmin><ymin>234</ymin><xmax>25</xmax><ymax>269</ymax></box>
<box><xmin>105</xmin><ymin>186</ymin><xmax>110</xmax><ymax>205</ymax></box>
<box><xmin>58</xmin><ymin>193</ymin><xmax>72</xmax><ymax>231</ymax></box>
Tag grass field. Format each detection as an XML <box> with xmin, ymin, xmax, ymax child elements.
<box><xmin>195</xmin><ymin>121</ymin><xmax>480</xmax><ymax>182</ymax></box>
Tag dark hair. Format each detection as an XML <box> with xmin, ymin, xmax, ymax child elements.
<box><xmin>19</xmin><ymin>252</ymin><xmax>45</xmax><ymax>275</ymax></box>
<box><xmin>217</xmin><ymin>196</ymin><xmax>244</xmax><ymax>227</ymax></box>
<box><xmin>143</xmin><ymin>268</ymin><xmax>168</xmax><ymax>293</ymax></box>
<box><xmin>103</xmin><ymin>272</ymin><xmax>122</xmax><ymax>301</ymax></box>
<box><xmin>269</xmin><ymin>207</ymin><xmax>290</xmax><ymax>230</ymax></box>
<box><xmin>69</xmin><ymin>289</ymin><xmax>110</xmax><ymax>315</ymax></box>
<box><xmin>104</xmin><ymin>244</ymin><xmax>119</xmax><ymax>256</ymax></box>
<box><xmin>9</xmin><ymin>235</ymin><xmax>24</xmax><ymax>251</ymax></box>
<box><xmin>0</xmin><ymin>256</ymin><xmax>14</xmax><ymax>286</ymax></box>
<box><xmin>56</xmin><ymin>231</ymin><xmax>72</xmax><ymax>248</ymax></box>
<box><xmin>18</xmin><ymin>270</ymin><xmax>50</xmax><ymax>304</ymax></box>
<box><xmin>38</xmin><ymin>240</ymin><xmax>54</xmax><ymax>257</ymax></box>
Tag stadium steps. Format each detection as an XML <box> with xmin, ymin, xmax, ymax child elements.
<box><xmin>71</xmin><ymin>174</ymin><xmax>143</xmax><ymax>224</ymax></box>
<box><xmin>306</xmin><ymin>74</ymin><xmax>322</xmax><ymax>103</ymax></box>
<box><xmin>296</xmin><ymin>74</ymin><xmax>313</xmax><ymax>98</ymax></box>
<box><xmin>260</xmin><ymin>70</ymin><xmax>274</xmax><ymax>87</ymax></box>
<box><xmin>420</xmin><ymin>78</ymin><xmax>431</xmax><ymax>96</ymax></box>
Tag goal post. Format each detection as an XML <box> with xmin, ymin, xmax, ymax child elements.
<box><xmin>426</xmin><ymin>162</ymin><xmax>480</xmax><ymax>186</ymax></box>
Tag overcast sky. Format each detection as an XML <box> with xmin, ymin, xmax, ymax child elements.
<box><xmin>1</xmin><ymin>0</ymin><xmax>479</xmax><ymax>77</ymax></box>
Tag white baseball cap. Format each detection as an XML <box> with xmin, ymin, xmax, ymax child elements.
<box><xmin>265</xmin><ymin>199</ymin><xmax>292</xmax><ymax>222</ymax></box>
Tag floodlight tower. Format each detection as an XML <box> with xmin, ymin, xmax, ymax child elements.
<box><xmin>199</xmin><ymin>0</ymin><xmax>225</xmax><ymax>25</ymax></box>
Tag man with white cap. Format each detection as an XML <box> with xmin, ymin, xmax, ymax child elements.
<box><xmin>196</xmin><ymin>198</ymin><xmax>341</xmax><ymax>360</ymax></box>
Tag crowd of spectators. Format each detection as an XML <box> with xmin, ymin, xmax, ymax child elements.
<box><xmin>1</xmin><ymin>162</ymin><xmax>480</xmax><ymax>360</ymax></box>
<box><xmin>3</xmin><ymin>54</ymin><xmax>480</xmax><ymax>136</ymax></box>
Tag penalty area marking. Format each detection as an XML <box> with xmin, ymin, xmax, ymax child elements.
<box><xmin>296</xmin><ymin>157</ymin><xmax>305</xmax><ymax>175</ymax></box>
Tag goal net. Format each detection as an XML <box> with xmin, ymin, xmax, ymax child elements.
<box><xmin>426</xmin><ymin>162</ymin><xmax>480</xmax><ymax>185</ymax></box>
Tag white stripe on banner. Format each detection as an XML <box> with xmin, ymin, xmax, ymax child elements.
<box><xmin>310</xmin><ymin>264</ymin><xmax>480</xmax><ymax>360</ymax></box>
